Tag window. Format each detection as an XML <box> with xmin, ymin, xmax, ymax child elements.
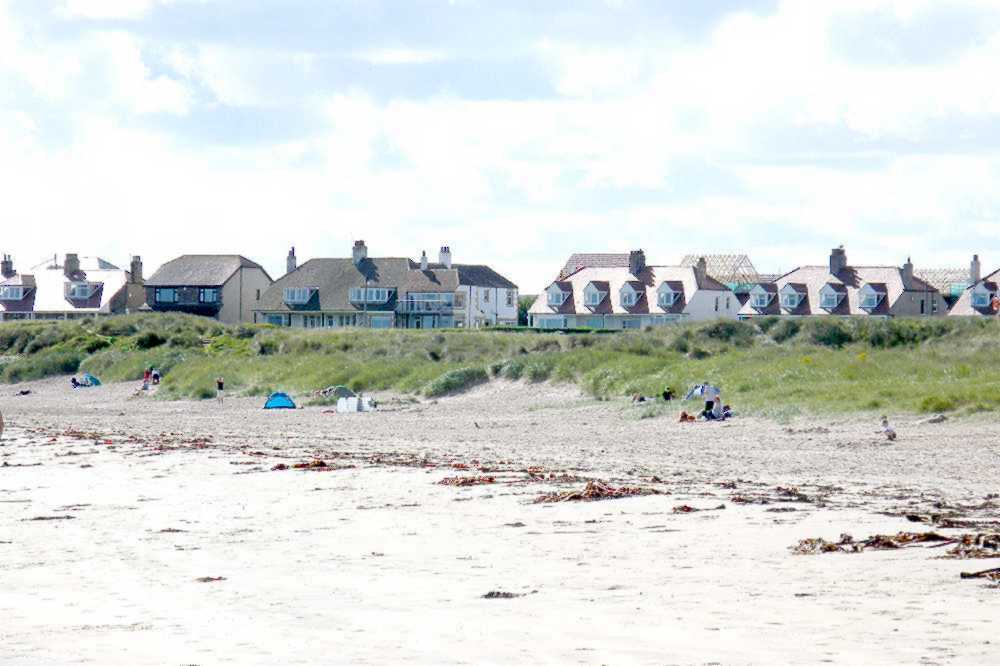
<box><xmin>256</xmin><ymin>289</ymin><xmax>261</xmax><ymax>301</ymax></box>
<box><xmin>351</xmin><ymin>288</ymin><xmax>391</xmax><ymax>303</ymax></box>
<box><xmin>200</xmin><ymin>288</ymin><xmax>219</xmax><ymax>303</ymax></box>
<box><xmin>539</xmin><ymin>317</ymin><xmax>564</xmax><ymax>329</ymax></box>
<box><xmin>860</xmin><ymin>293</ymin><xmax>880</xmax><ymax>309</ymax></box>
<box><xmin>658</xmin><ymin>290</ymin><xmax>677</xmax><ymax>307</ymax></box>
<box><xmin>714</xmin><ymin>297</ymin><xmax>719</xmax><ymax>312</ymax></box>
<box><xmin>726</xmin><ymin>297</ymin><xmax>731</xmax><ymax>309</ymax></box>
<box><xmin>751</xmin><ymin>293</ymin><xmax>769</xmax><ymax>309</ymax></box>
<box><xmin>0</xmin><ymin>286</ymin><xmax>25</xmax><ymax>300</ymax></box>
<box><xmin>547</xmin><ymin>290</ymin><xmax>567</xmax><ymax>306</ymax></box>
<box><xmin>369</xmin><ymin>315</ymin><xmax>392</xmax><ymax>329</ymax></box>
<box><xmin>483</xmin><ymin>289</ymin><xmax>490</xmax><ymax>303</ymax></box>
<box><xmin>622</xmin><ymin>319</ymin><xmax>640</xmax><ymax>329</ymax></box>
<box><xmin>155</xmin><ymin>288</ymin><xmax>177</xmax><ymax>303</ymax></box>
<box><xmin>284</xmin><ymin>287</ymin><xmax>312</xmax><ymax>304</ymax></box>
<box><xmin>506</xmin><ymin>290</ymin><xmax>514</xmax><ymax>306</ymax></box>
<box><xmin>973</xmin><ymin>291</ymin><xmax>991</xmax><ymax>308</ymax></box>
<box><xmin>920</xmin><ymin>300</ymin><xmax>925</xmax><ymax>315</ymax></box>
<box><xmin>585</xmin><ymin>289</ymin><xmax>604</xmax><ymax>306</ymax></box>
<box><xmin>621</xmin><ymin>290</ymin><xmax>637</xmax><ymax>307</ymax></box>
<box><xmin>67</xmin><ymin>283</ymin><xmax>94</xmax><ymax>299</ymax></box>
<box><xmin>780</xmin><ymin>292</ymin><xmax>800</xmax><ymax>309</ymax></box>
<box><xmin>455</xmin><ymin>292</ymin><xmax>466</xmax><ymax>308</ymax></box>
<box><xmin>266</xmin><ymin>314</ymin><xmax>286</xmax><ymax>326</ymax></box>
<box><xmin>820</xmin><ymin>292</ymin><xmax>840</xmax><ymax>309</ymax></box>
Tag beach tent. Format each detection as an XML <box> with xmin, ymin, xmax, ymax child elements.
<box><xmin>328</xmin><ymin>385</ymin><xmax>356</xmax><ymax>399</ymax></box>
<box><xmin>82</xmin><ymin>373</ymin><xmax>102</xmax><ymax>387</ymax></box>
<box><xmin>264</xmin><ymin>392</ymin><xmax>296</xmax><ymax>410</ymax></box>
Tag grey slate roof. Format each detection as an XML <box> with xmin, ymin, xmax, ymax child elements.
<box><xmin>428</xmin><ymin>263</ymin><xmax>517</xmax><ymax>289</ymax></box>
<box><xmin>559</xmin><ymin>253</ymin><xmax>630</xmax><ymax>279</ymax></box>
<box><xmin>146</xmin><ymin>255</ymin><xmax>269</xmax><ymax>287</ymax></box>
<box><xmin>256</xmin><ymin>257</ymin><xmax>459</xmax><ymax>313</ymax></box>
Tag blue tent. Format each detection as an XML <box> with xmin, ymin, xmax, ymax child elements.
<box><xmin>264</xmin><ymin>392</ymin><xmax>296</xmax><ymax>410</ymax></box>
<box><xmin>82</xmin><ymin>373</ymin><xmax>102</xmax><ymax>387</ymax></box>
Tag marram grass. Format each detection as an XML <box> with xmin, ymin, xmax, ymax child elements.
<box><xmin>1</xmin><ymin>313</ymin><xmax>999</xmax><ymax>415</ymax></box>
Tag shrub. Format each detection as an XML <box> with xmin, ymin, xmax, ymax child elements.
<box><xmin>688</xmin><ymin>347</ymin><xmax>711</xmax><ymax>360</ymax></box>
<box><xmin>424</xmin><ymin>366</ymin><xmax>489</xmax><ymax>397</ymax></box>
<box><xmin>255</xmin><ymin>338</ymin><xmax>279</xmax><ymax>356</ymax></box>
<box><xmin>807</xmin><ymin>320</ymin><xmax>853</xmax><ymax>348</ymax></box>
<box><xmin>670</xmin><ymin>336</ymin><xmax>690</xmax><ymax>354</ymax></box>
<box><xmin>1</xmin><ymin>349</ymin><xmax>84</xmax><ymax>383</ymax></box>
<box><xmin>769</xmin><ymin>319</ymin><xmax>801</xmax><ymax>344</ymax></box>
<box><xmin>135</xmin><ymin>331</ymin><xmax>167</xmax><ymax>350</ymax></box>
<box><xmin>701</xmin><ymin>320</ymin><xmax>755</xmax><ymax>346</ymax></box>
<box><xmin>755</xmin><ymin>317</ymin><xmax>780</xmax><ymax>333</ymax></box>
<box><xmin>919</xmin><ymin>395</ymin><xmax>958</xmax><ymax>413</ymax></box>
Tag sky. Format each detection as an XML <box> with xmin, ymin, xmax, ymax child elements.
<box><xmin>2</xmin><ymin>0</ymin><xmax>1000</xmax><ymax>292</ymax></box>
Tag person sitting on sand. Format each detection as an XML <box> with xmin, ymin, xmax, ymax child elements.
<box><xmin>662</xmin><ymin>387</ymin><xmax>675</xmax><ymax>402</ymax></box>
<box><xmin>881</xmin><ymin>415</ymin><xmax>897</xmax><ymax>441</ymax></box>
<box><xmin>721</xmin><ymin>404</ymin><xmax>733</xmax><ymax>420</ymax></box>
<box><xmin>151</xmin><ymin>369</ymin><xmax>161</xmax><ymax>385</ymax></box>
<box><xmin>702</xmin><ymin>395</ymin><xmax>723</xmax><ymax>421</ymax></box>
<box><xmin>71</xmin><ymin>377</ymin><xmax>80</xmax><ymax>389</ymax></box>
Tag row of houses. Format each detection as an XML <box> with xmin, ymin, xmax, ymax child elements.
<box><xmin>528</xmin><ymin>247</ymin><xmax>992</xmax><ymax>328</ymax></box>
<box><xmin>0</xmin><ymin>242</ymin><xmax>519</xmax><ymax>329</ymax></box>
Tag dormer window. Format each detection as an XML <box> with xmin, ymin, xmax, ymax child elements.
<box><xmin>621</xmin><ymin>291</ymin><xmax>637</xmax><ymax>307</ymax></box>
<box><xmin>284</xmin><ymin>287</ymin><xmax>315</xmax><ymax>304</ymax></box>
<box><xmin>779</xmin><ymin>288</ymin><xmax>802</xmax><ymax>310</ymax></box>
<box><xmin>749</xmin><ymin>287</ymin><xmax>772</xmax><ymax>309</ymax></box>
<box><xmin>349</xmin><ymin>287</ymin><xmax>393</xmax><ymax>303</ymax></box>
<box><xmin>0</xmin><ymin>286</ymin><xmax>24</xmax><ymax>300</ymax></box>
<box><xmin>546</xmin><ymin>285</ymin><xmax>569</xmax><ymax>307</ymax></box>
<box><xmin>972</xmin><ymin>286</ymin><xmax>993</xmax><ymax>308</ymax></box>
<box><xmin>67</xmin><ymin>282</ymin><xmax>97</xmax><ymax>299</ymax></box>
<box><xmin>819</xmin><ymin>284</ymin><xmax>844</xmax><ymax>310</ymax></box>
<box><xmin>583</xmin><ymin>283</ymin><xmax>606</xmax><ymax>307</ymax></box>
<box><xmin>859</xmin><ymin>284</ymin><xmax>884</xmax><ymax>310</ymax></box>
<box><xmin>657</xmin><ymin>284</ymin><xmax>679</xmax><ymax>308</ymax></box>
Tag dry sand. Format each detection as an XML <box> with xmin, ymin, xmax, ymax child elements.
<box><xmin>1</xmin><ymin>378</ymin><xmax>999</xmax><ymax>665</ymax></box>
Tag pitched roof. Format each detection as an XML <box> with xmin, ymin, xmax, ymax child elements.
<box><xmin>949</xmin><ymin>267</ymin><xmax>1000</xmax><ymax>316</ymax></box>
<box><xmin>0</xmin><ymin>257</ymin><xmax>129</xmax><ymax>314</ymax></box>
<box><xmin>428</xmin><ymin>263</ymin><xmax>517</xmax><ymax>289</ymax></box>
<box><xmin>530</xmin><ymin>265</ymin><xmax>731</xmax><ymax>317</ymax></box>
<box><xmin>256</xmin><ymin>257</ymin><xmax>457</xmax><ymax>313</ymax></box>
<box><xmin>680</xmin><ymin>254</ymin><xmax>760</xmax><ymax>284</ymax></box>
<box><xmin>146</xmin><ymin>255</ymin><xmax>268</xmax><ymax>287</ymax></box>
<box><xmin>914</xmin><ymin>268</ymin><xmax>971</xmax><ymax>292</ymax></box>
<box><xmin>740</xmin><ymin>265</ymin><xmax>940</xmax><ymax>317</ymax></box>
<box><xmin>559</xmin><ymin>253</ymin><xmax>630</xmax><ymax>279</ymax></box>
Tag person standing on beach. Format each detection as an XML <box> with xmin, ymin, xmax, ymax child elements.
<box><xmin>216</xmin><ymin>377</ymin><xmax>225</xmax><ymax>404</ymax></box>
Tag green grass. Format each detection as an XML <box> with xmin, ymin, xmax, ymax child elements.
<box><xmin>1</xmin><ymin>313</ymin><xmax>999</xmax><ymax>414</ymax></box>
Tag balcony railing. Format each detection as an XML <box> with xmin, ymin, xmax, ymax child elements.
<box><xmin>397</xmin><ymin>300</ymin><xmax>455</xmax><ymax>313</ymax></box>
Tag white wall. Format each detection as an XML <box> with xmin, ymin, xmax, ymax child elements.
<box><xmin>219</xmin><ymin>267</ymin><xmax>273</xmax><ymax>324</ymax></box>
<box><xmin>462</xmin><ymin>285</ymin><xmax>518</xmax><ymax>327</ymax></box>
<box><xmin>683</xmin><ymin>290</ymin><xmax>740</xmax><ymax>321</ymax></box>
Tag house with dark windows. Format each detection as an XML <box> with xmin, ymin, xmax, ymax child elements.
<box><xmin>529</xmin><ymin>250</ymin><xmax>739</xmax><ymax>329</ymax></box>
<box><xmin>0</xmin><ymin>253</ymin><xmax>145</xmax><ymax>321</ymax></box>
<box><xmin>253</xmin><ymin>242</ymin><xmax>518</xmax><ymax>329</ymax></box>
<box><xmin>738</xmin><ymin>247</ymin><xmax>948</xmax><ymax>319</ymax></box>
<box><xmin>145</xmin><ymin>255</ymin><xmax>272</xmax><ymax>324</ymax></box>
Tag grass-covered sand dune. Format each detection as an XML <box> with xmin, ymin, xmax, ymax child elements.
<box><xmin>0</xmin><ymin>313</ymin><xmax>996</xmax><ymax>416</ymax></box>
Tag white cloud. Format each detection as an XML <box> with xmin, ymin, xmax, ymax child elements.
<box><xmin>353</xmin><ymin>48</ymin><xmax>447</xmax><ymax>65</ymax></box>
<box><xmin>54</xmin><ymin>0</ymin><xmax>182</xmax><ymax>21</ymax></box>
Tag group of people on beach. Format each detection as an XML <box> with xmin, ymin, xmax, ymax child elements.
<box><xmin>630</xmin><ymin>381</ymin><xmax>733</xmax><ymax>422</ymax></box>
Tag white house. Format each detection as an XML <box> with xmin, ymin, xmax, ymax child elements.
<box><xmin>529</xmin><ymin>251</ymin><xmax>739</xmax><ymax>329</ymax></box>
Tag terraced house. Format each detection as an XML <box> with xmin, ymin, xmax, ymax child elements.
<box><xmin>529</xmin><ymin>250</ymin><xmax>740</xmax><ymax>329</ymax></box>
<box><xmin>145</xmin><ymin>255</ymin><xmax>273</xmax><ymax>324</ymax></box>
<box><xmin>738</xmin><ymin>247</ymin><xmax>948</xmax><ymax>319</ymax></box>
<box><xmin>253</xmin><ymin>242</ymin><xmax>518</xmax><ymax>329</ymax></box>
<box><xmin>0</xmin><ymin>253</ymin><xmax>146</xmax><ymax>321</ymax></box>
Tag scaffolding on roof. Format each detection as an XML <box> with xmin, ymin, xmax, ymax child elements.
<box><xmin>914</xmin><ymin>268</ymin><xmax>972</xmax><ymax>297</ymax></box>
<box><xmin>680</xmin><ymin>254</ymin><xmax>760</xmax><ymax>286</ymax></box>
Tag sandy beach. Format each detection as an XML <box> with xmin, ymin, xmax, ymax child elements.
<box><xmin>2</xmin><ymin>378</ymin><xmax>999</xmax><ymax>665</ymax></box>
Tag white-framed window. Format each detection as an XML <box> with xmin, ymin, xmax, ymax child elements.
<box><xmin>584</xmin><ymin>289</ymin><xmax>604</xmax><ymax>306</ymax></box>
<box><xmin>820</xmin><ymin>292</ymin><xmax>840</xmax><ymax>309</ymax></box>
<box><xmin>284</xmin><ymin>287</ymin><xmax>313</xmax><ymax>304</ymax></box>
<box><xmin>780</xmin><ymin>292</ymin><xmax>800</xmax><ymax>309</ymax></box>
<box><xmin>860</xmin><ymin>293</ymin><xmax>880</xmax><ymax>309</ymax></box>
<box><xmin>547</xmin><ymin>289</ymin><xmax>567</xmax><ymax>306</ymax></box>
<box><xmin>506</xmin><ymin>290</ymin><xmax>514</xmax><ymax>306</ymax></box>
<box><xmin>972</xmin><ymin>291</ymin><xmax>991</xmax><ymax>308</ymax></box>
<box><xmin>155</xmin><ymin>288</ymin><xmax>178</xmax><ymax>303</ymax></box>
<box><xmin>0</xmin><ymin>286</ymin><xmax>24</xmax><ymax>300</ymax></box>
<box><xmin>200</xmin><ymin>288</ymin><xmax>219</xmax><ymax>303</ymax></box>
<box><xmin>369</xmin><ymin>315</ymin><xmax>392</xmax><ymax>329</ymax></box>
<box><xmin>352</xmin><ymin>287</ymin><xmax>392</xmax><ymax>303</ymax></box>
<box><xmin>266</xmin><ymin>314</ymin><xmax>286</xmax><ymax>326</ymax></box>
<box><xmin>658</xmin><ymin>289</ymin><xmax>678</xmax><ymax>308</ymax></box>
<box><xmin>67</xmin><ymin>283</ymin><xmax>95</xmax><ymax>299</ymax></box>
<box><xmin>621</xmin><ymin>289</ymin><xmax>637</xmax><ymax>307</ymax></box>
<box><xmin>751</xmin><ymin>292</ymin><xmax>770</xmax><ymax>309</ymax></box>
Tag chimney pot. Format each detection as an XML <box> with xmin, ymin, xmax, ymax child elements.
<box><xmin>902</xmin><ymin>257</ymin><xmax>914</xmax><ymax>289</ymax></box>
<box><xmin>129</xmin><ymin>256</ymin><xmax>143</xmax><ymax>284</ymax></box>
<box><xmin>64</xmin><ymin>253</ymin><xmax>80</xmax><ymax>278</ymax></box>
<box><xmin>971</xmin><ymin>254</ymin><xmax>982</xmax><ymax>283</ymax></box>
<box><xmin>439</xmin><ymin>246</ymin><xmax>452</xmax><ymax>269</ymax></box>
<box><xmin>0</xmin><ymin>254</ymin><xmax>14</xmax><ymax>279</ymax></box>
<box><xmin>286</xmin><ymin>247</ymin><xmax>297</xmax><ymax>274</ymax></box>
<box><xmin>829</xmin><ymin>246</ymin><xmax>847</xmax><ymax>275</ymax></box>
<box><xmin>420</xmin><ymin>251</ymin><xmax>428</xmax><ymax>271</ymax></box>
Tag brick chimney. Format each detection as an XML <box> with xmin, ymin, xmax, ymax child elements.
<box><xmin>971</xmin><ymin>254</ymin><xmax>982</xmax><ymax>283</ymax></box>
<box><xmin>829</xmin><ymin>246</ymin><xmax>847</xmax><ymax>274</ymax></box>
<box><xmin>902</xmin><ymin>257</ymin><xmax>913</xmax><ymax>289</ymax></box>
<box><xmin>129</xmin><ymin>256</ymin><xmax>143</xmax><ymax>284</ymax></box>
<box><xmin>287</xmin><ymin>247</ymin><xmax>297</xmax><ymax>274</ymax></box>
<box><xmin>64</xmin><ymin>253</ymin><xmax>80</xmax><ymax>277</ymax></box>
<box><xmin>1</xmin><ymin>254</ymin><xmax>14</xmax><ymax>279</ymax></box>
<box><xmin>439</xmin><ymin>246</ymin><xmax>452</xmax><ymax>269</ymax></box>
<box><xmin>352</xmin><ymin>240</ymin><xmax>367</xmax><ymax>266</ymax></box>
<box><xmin>629</xmin><ymin>249</ymin><xmax>646</xmax><ymax>276</ymax></box>
<box><xmin>420</xmin><ymin>251</ymin><xmax>428</xmax><ymax>271</ymax></box>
